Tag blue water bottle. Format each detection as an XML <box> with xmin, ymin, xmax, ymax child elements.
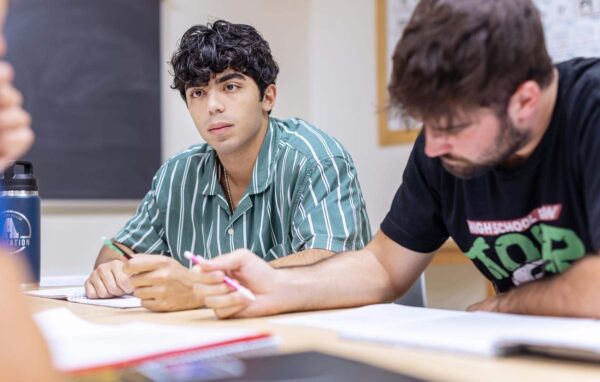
<box><xmin>0</xmin><ymin>161</ymin><xmax>41</xmax><ymax>283</ymax></box>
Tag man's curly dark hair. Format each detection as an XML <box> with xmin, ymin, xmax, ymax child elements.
<box><xmin>170</xmin><ymin>20</ymin><xmax>279</xmax><ymax>101</ymax></box>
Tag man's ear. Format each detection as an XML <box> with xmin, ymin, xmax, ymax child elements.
<box><xmin>262</xmin><ymin>84</ymin><xmax>277</xmax><ymax>113</ymax></box>
<box><xmin>506</xmin><ymin>80</ymin><xmax>542</xmax><ymax>126</ymax></box>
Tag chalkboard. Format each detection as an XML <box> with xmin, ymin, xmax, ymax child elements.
<box><xmin>4</xmin><ymin>0</ymin><xmax>161</xmax><ymax>199</ymax></box>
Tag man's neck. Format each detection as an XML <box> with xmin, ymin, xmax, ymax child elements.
<box><xmin>512</xmin><ymin>68</ymin><xmax>559</xmax><ymax>161</ymax></box>
<box><xmin>219</xmin><ymin>117</ymin><xmax>269</xmax><ymax>195</ymax></box>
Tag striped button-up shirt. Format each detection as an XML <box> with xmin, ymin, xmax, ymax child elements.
<box><xmin>114</xmin><ymin>117</ymin><xmax>371</xmax><ymax>265</ymax></box>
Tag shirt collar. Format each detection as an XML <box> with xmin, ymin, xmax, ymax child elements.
<box><xmin>198</xmin><ymin>147</ymin><xmax>220</xmax><ymax>196</ymax></box>
<box><xmin>248</xmin><ymin>117</ymin><xmax>279</xmax><ymax>195</ymax></box>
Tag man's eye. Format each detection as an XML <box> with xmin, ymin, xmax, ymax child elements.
<box><xmin>190</xmin><ymin>89</ymin><xmax>204</xmax><ymax>98</ymax></box>
<box><xmin>225</xmin><ymin>83</ymin><xmax>239</xmax><ymax>92</ymax></box>
<box><xmin>447</xmin><ymin>125</ymin><xmax>470</xmax><ymax>135</ymax></box>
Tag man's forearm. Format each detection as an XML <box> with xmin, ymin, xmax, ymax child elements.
<box><xmin>271</xmin><ymin>248</ymin><xmax>399</xmax><ymax>314</ymax></box>
<box><xmin>498</xmin><ymin>254</ymin><xmax>600</xmax><ymax>318</ymax></box>
<box><xmin>269</xmin><ymin>249</ymin><xmax>335</xmax><ymax>268</ymax></box>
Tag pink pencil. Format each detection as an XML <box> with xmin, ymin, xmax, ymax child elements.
<box><xmin>184</xmin><ymin>251</ymin><xmax>256</xmax><ymax>301</ymax></box>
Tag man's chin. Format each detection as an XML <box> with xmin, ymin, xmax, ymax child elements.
<box><xmin>441</xmin><ymin>161</ymin><xmax>492</xmax><ymax>179</ymax></box>
<box><xmin>210</xmin><ymin>140</ymin><xmax>241</xmax><ymax>156</ymax></box>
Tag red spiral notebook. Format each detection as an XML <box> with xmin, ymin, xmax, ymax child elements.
<box><xmin>33</xmin><ymin>308</ymin><xmax>278</xmax><ymax>374</ymax></box>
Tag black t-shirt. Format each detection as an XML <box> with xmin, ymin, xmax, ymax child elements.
<box><xmin>381</xmin><ymin>58</ymin><xmax>600</xmax><ymax>293</ymax></box>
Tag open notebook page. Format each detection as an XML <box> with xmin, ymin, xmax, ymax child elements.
<box><xmin>356</xmin><ymin>311</ymin><xmax>600</xmax><ymax>357</ymax></box>
<box><xmin>274</xmin><ymin>304</ymin><xmax>600</xmax><ymax>359</ymax></box>
<box><xmin>25</xmin><ymin>286</ymin><xmax>86</xmax><ymax>299</ymax></box>
<box><xmin>25</xmin><ymin>287</ymin><xmax>142</xmax><ymax>308</ymax></box>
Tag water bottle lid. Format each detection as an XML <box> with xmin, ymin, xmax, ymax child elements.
<box><xmin>0</xmin><ymin>161</ymin><xmax>38</xmax><ymax>191</ymax></box>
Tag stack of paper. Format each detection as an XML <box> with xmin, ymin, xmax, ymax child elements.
<box><xmin>34</xmin><ymin>308</ymin><xmax>276</xmax><ymax>372</ymax></box>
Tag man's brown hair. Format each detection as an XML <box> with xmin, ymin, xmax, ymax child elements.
<box><xmin>389</xmin><ymin>0</ymin><xmax>553</xmax><ymax>124</ymax></box>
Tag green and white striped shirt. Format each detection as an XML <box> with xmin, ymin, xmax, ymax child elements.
<box><xmin>115</xmin><ymin>117</ymin><xmax>371</xmax><ymax>265</ymax></box>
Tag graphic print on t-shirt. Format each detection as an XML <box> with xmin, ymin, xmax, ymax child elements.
<box><xmin>464</xmin><ymin>204</ymin><xmax>585</xmax><ymax>289</ymax></box>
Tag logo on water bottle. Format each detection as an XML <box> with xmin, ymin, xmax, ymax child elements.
<box><xmin>0</xmin><ymin>210</ymin><xmax>32</xmax><ymax>254</ymax></box>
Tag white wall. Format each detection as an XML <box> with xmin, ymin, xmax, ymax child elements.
<box><xmin>307</xmin><ymin>0</ymin><xmax>412</xmax><ymax>228</ymax></box>
<box><xmin>41</xmin><ymin>0</ymin><xmax>413</xmax><ymax>276</ymax></box>
<box><xmin>41</xmin><ymin>207</ymin><xmax>133</xmax><ymax>275</ymax></box>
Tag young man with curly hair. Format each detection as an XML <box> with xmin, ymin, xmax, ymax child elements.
<box><xmin>84</xmin><ymin>20</ymin><xmax>371</xmax><ymax>312</ymax></box>
<box><xmin>195</xmin><ymin>0</ymin><xmax>600</xmax><ymax>320</ymax></box>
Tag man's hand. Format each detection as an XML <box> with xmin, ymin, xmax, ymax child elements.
<box><xmin>199</xmin><ymin>249</ymin><xmax>283</xmax><ymax>319</ymax></box>
<box><xmin>123</xmin><ymin>254</ymin><xmax>230</xmax><ymax>312</ymax></box>
<box><xmin>0</xmin><ymin>61</ymin><xmax>33</xmax><ymax>169</ymax></box>
<box><xmin>466</xmin><ymin>255</ymin><xmax>600</xmax><ymax>319</ymax></box>
<box><xmin>84</xmin><ymin>259</ymin><xmax>133</xmax><ymax>299</ymax></box>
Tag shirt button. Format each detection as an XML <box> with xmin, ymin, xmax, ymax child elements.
<box><xmin>227</xmin><ymin>228</ymin><xmax>234</xmax><ymax>235</ymax></box>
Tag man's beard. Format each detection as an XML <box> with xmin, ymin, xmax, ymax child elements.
<box><xmin>440</xmin><ymin>117</ymin><xmax>531</xmax><ymax>179</ymax></box>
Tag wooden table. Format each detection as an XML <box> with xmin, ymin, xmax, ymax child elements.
<box><xmin>27</xmin><ymin>297</ymin><xmax>600</xmax><ymax>382</ymax></box>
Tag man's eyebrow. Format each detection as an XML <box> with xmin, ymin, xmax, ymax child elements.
<box><xmin>429</xmin><ymin>121</ymin><xmax>472</xmax><ymax>131</ymax></box>
<box><xmin>216</xmin><ymin>72</ymin><xmax>246</xmax><ymax>83</ymax></box>
<box><xmin>448</xmin><ymin>122</ymin><xmax>472</xmax><ymax>130</ymax></box>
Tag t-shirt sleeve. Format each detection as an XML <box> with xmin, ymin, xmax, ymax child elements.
<box><xmin>380</xmin><ymin>134</ymin><xmax>449</xmax><ymax>253</ymax></box>
<box><xmin>291</xmin><ymin>156</ymin><xmax>372</xmax><ymax>253</ymax></box>
<box><xmin>113</xmin><ymin>165</ymin><xmax>170</xmax><ymax>255</ymax></box>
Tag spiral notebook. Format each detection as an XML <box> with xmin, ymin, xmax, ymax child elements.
<box><xmin>34</xmin><ymin>308</ymin><xmax>278</xmax><ymax>374</ymax></box>
<box><xmin>24</xmin><ymin>286</ymin><xmax>142</xmax><ymax>308</ymax></box>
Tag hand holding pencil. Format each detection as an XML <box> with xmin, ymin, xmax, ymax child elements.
<box><xmin>184</xmin><ymin>251</ymin><xmax>256</xmax><ymax>301</ymax></box>
<box><xmin>188</xmin><ymin>249</ymin><xmax>282</xmax><ymax>319</ymax></box>
<box><xmin>83</xmin><ymin>237</ymin><xmax>134</xmax><ymax>299</ymax></box>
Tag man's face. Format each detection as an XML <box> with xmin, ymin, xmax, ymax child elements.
<box><xmin>185</xmin><ymin>69</ymin><xmax>273</xmax><ymax>156</ymax></box>
<box><xmin>423</xmin><ymin>108</ymin><xmax>531</xmax><ymax>179</ymax></box>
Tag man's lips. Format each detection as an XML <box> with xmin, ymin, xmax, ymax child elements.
<box><xmin>208</xmin><ymin>122</ymin><xmax>233</xmax><ymax>133</ymax></box>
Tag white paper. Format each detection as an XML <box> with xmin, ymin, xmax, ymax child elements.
<box><xmin>25</xmin><ymin>287</ymin><xmax>141</xmax><ymax>309</ymax></box>
<box><xmin>25</xmin><ymin>287</ymin><xmax>86</xmax><ymax>299</ymax></box>
<box><xmin>275</xmin><ymin>304</ymin><xmax>600</xmax><ymax>359</ymax></box>
<box><xmin>272</xmin><ymin>304</ymin><xmax>465</xmax><ymax>333</ymax></box>
<box><xmin>66</xmin><ymin>294</ymin><xmax>142</xmax><ymax>308</ymax></box>
<box><xmin>34</xmin><ymin>308</ymin><xmax>271</xmax><ymax>372</ymax></box>
<box><xmin>403</xmin><ymin>312</ymin><xmax>600</xmax><ymax>355</ymax></box>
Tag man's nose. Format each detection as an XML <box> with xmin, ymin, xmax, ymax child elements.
<box><xmin>207</xmin><ymin>91</ymin><xmax>225</xmax><ymax>115</ymax></box>
<box><xmin>424</xmin><ymin>129</ymin><xmax>452</xmax><ymax>158</ymax></box>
